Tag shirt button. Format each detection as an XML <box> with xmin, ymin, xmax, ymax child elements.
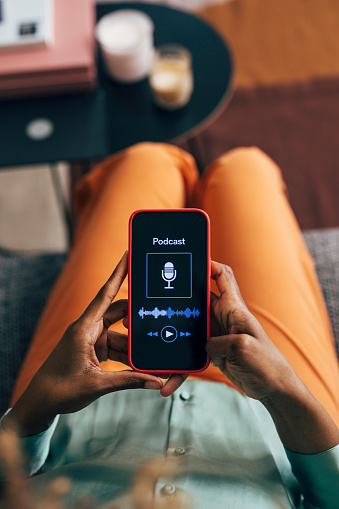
<box><xmin>174</xmin><ymin>447</ymin><xmax>186</xmax><ymax>456</ymax></box>
<box><xmin>161</xmin><ymin>483</ymin><xmax>176</xmax><ymax>496</ymax></box>
<box><xmin>179</xmin><ymin>390</ymin><xmax>191</xmax><ymax>401</ymax></box>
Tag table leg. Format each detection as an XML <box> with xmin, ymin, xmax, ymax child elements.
<box><xmin>49</xmin><ymin>164</ymin><xmax>73</xmax><ymax>248</ymax></box>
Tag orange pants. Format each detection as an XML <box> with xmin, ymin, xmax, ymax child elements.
<box><xmin>11</xmin><ymin>143</ymin><xmax>339</xmax><ymax>425</ymax></box>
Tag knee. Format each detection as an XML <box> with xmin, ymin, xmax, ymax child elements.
<box><xmin>203</xmin><ymin>146</ymin><xmax>282</xmax><ymax>186</ymax></box>
<box><xmin>214</xmin><ymin>146</ymin><xmax>274</xmax><ymax>172</ymax></box>
<box><xmin>120</xmin><ymin>142</ymin><xmax>184</xmax><ymax>179</ymax></box>
<box><xmin>227</xmin><ymin>146</ymin><xmax>268</xmax><ymax>163</ymax></box>
<box><xmin>97</xmin><ymin>142</ymin><xmax>177</xmax><ymax>186</ymax></box>
<box><xmin>121</xmin><ymin>142</ymin><xmax>198</xmax><ymax>195</ymax></box>
<box><xmin>126</xmin><ymin>141</ymin><xmax>168</xmax><ymax>158</ymax></box>
<box><xmin>125</xmin><ymin>142</ymin><xmax>182</xmax><ymax>166</ymax></box>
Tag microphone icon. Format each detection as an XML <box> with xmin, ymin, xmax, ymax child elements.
<box><xmin>162</xmin><ymin>262</ymin><xmax>177</xmax><ymax>289</ymax></box>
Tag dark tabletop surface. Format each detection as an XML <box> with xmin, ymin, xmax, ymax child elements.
<box><xmin>0</xmin><ymin>3</ymin><xmax>233</xmax><ymax>168</ymax></box>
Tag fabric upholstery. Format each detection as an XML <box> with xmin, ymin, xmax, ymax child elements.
<box><xmin>0</xmin><ymin>253</ymin><xmax>66</xmax><ymax>415</ymax></box>
<box><xmin>0</xmin><ymin>228</ymin><xmax>338</xmax><ymax>415</ymax></box>
<box><xmin>304</xmin><ymin>229</ymin><xmax>339</xmax><ymax>357</ymax></box>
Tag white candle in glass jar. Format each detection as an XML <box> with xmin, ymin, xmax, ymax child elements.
<box><xmin>96</xmin><ymin>10</ymin><xmax>154</xmax><ymax>83</ymax></box>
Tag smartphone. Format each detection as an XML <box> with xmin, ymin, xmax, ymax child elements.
<box><xmin>128</xmin><ymin>209</ymin><xmax>210</xmax><ymax>373</ymax></box>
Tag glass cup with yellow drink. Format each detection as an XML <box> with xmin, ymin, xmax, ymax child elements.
<box><xmin>149</xmin><ymin>45</ymin><xmax>194</xmax><ymax>110</ymax></box>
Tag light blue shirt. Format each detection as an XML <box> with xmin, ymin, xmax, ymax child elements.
<box><xmin>1</xmin><ymin>380</ymin><xmax>339</xmax><ymax>508</ymax></box>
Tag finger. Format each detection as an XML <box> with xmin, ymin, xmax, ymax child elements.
<box><xmin>83</xmin><ymin>251</ymin><xmax>128</xmax><ymax>323</ymax></box>
<box><xmin>106</xmin><ymin>330</ymin><xmax>128</xmax><ymax>354</ymax></box>
<box><xmin>210</xmin><ymin>262</ymin><xmax>263</xmax><ymax>338</ymax></box>
<box><xmin>107</xmin><ymin>349</ymin><xmax>129</xmax><ymax>366</ymax></box>
<box><xmin>211</xmin><ymin>261</ymin><xmax>244</xmax><ymax>303</ymax></box>
<box><xmin>96</xmin><ymin>346</ymin><xmax>130</xmax><ymax>366</ymax></box>
<box><xmin>205</xmin><ymin>336</ymin><xmax>253</xmax><ymax>393</ymax></box>
<box><xmin>206</xmin><ymin>334</ymin><xmax>234</xmax><ymax>360</ymax></box>
<box><xmin>123</xmin><ymin>316</ymin><xmax>128</xmax><ymax>329</ymax></box>
<box><xmin>210</xmin><ymin>291</ymin><xmax>222</xmax><ymax>337</ymax></box>
<box><xmin>98</xmin><ymin>370</ymin><xmax>163</xmax><ymax>394</ymax></box>
<box><xmin>206</xmin><ymin>334</ymin><xmax>251</xmax><ymax>363</ymax></box>
<box><xmin>96</xmin><ymin>330</ymin><xmax>130</xmax><ymax>365</ymax></box>
<box><xmin>94</xmin><ymin>330</ymin><xmax>128</xmax><ymax>363</ymax></box>
<box><xmin>103</xmin><ymin>299</ymin><xmax>128</xmax><ymax>329</ymax></box>
<box><xmin>160</xmin><ymin>374</ymin><xmax>189</xmax><ymax>397</ymax></box>
<box><xmin>210</xmin><ymin>291</ymin><xmax>219</xmax><ymax>303</ymax></box>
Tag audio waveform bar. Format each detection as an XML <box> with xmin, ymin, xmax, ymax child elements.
<box><xmin>138</xmin><ymin>307</ymin><xmax>200</xmax><ymax>319</ymax></box>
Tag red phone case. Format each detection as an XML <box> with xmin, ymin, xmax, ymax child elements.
<box><xmin>128</xmin><ymin>208</ymin><xmax>210</xmax><ymax>374</ymax></box>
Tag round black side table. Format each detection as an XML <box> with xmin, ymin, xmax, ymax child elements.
<box><xmin>0</xmin><ymin>2</ymin><xmax>233</xmax><ymax>168</ymax></box>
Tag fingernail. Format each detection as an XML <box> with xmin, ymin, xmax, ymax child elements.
<box><xmin>145</xmin><ymin>381</ymin><xmax>162</xmax><ymax>390</ymax></box>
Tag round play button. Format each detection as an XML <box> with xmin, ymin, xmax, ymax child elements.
<box><xmin>161</xmin><ymin>326</ymin><xmax>178</xmax><ymax>343</ymax></box>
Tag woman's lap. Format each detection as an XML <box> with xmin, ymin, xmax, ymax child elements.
<box><xmin>11</xmin><ymin>143</ymin><xmax>339</xmax><ymax>425</ymax></box>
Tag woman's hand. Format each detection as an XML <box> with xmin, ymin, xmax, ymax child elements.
<box><xmin>4</xmin><ymin>252</ymin><xmax>184</xmax><ymax>436</ymax></box>
<box><xmin>207</xmin><ymin>261</ymin><xmax>339</xmax><ymax>453</ymax></box>
<box><xmin>207</xmin><ymin>260</ymin><xmax>299</xmax><ymax>401</ymax></box>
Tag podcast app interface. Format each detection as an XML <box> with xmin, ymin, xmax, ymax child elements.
<box><xmin>131</xmin><ymin>210</ymin><xmax>208</xmax><ymax>371</ymax></box>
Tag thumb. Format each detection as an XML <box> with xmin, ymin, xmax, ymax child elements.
<box><xmin>96</xmin><ymin>370</ymin><xmax>163</xmax><ymax>395</ymax></box>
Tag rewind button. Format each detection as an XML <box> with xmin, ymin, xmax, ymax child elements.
<box><xmin>147</xmin><ymin>331</ymin><xmax>159</xmax><ymax>337</ymax></box>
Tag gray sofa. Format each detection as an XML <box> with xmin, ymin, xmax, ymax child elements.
<box><xmin>1</xmin><ymin>229</ymin><xmax>338</xmax><ymax>415</ymax></box>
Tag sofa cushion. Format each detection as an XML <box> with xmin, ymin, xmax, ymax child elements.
<box><xmin>0</xmin><ymin>228</ymin><xmax>338</xmax><ymax>415</ymax></box>
<box><xmin>0</xmin><ymin>253</ymin><xmax>66</xmax><ymax>415</ymax></box>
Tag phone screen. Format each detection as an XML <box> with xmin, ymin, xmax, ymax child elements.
<box><xmin>129</xmin><ymin>209</ymin><xmax>210</xmax><ymax>373</ymax></box>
